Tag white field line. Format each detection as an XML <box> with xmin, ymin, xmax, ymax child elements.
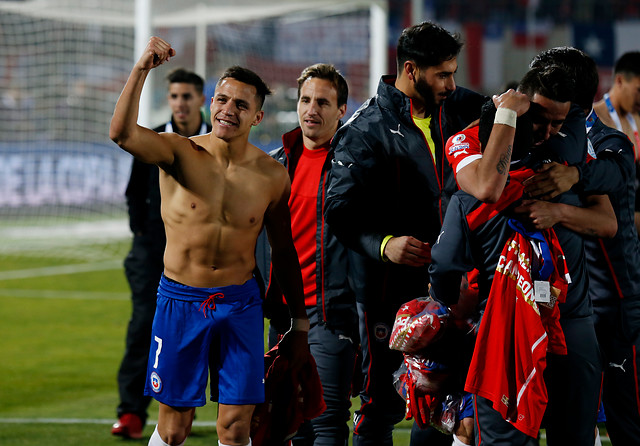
<box><xmin>0</xmin><ymin>418</ymin><xmax>216</xmax><ymax>427</ymax></box>
<box><xmin>0</xmin><ymin>289</ymin><xmax>128</xmax><ymax>300</ymax></box>
<box><xmin>0</xmin><ymin>260</ymin><xmax>122</xmax><ymax>281</ymax></box>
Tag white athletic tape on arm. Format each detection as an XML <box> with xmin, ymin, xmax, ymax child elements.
<box><xmin>494</xmin><ymin>107</ymin><xmax>517</xmax><ymax>128</ymax></box>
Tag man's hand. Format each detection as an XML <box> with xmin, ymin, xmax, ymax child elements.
<box><xmin>384</xmin><ymin>236</ymin><xmax>431</xmax><ymax>266</ymax></box>
<box><xmin>492</xmin><ymin>89</ymin><xmax>530</xmax><ymax>117</ymax></box>
<box><xmin>137</xmin><ymin>36</ymin><xmax>176</xmax><ymax>71</ymax></box>
<box><xmin>514</xmin><ymin>199</ymin><xmax>560</xmax><ymax>230</ymax></box>
<box><xmin>277</xmin><ymin>328</ymin><xmax>310</xmax><ymax>370</ymax></box>
<box><xmin>522</xmin><ymin>162</ymin><xmax>579</xmax><ymax>200</ymax></box>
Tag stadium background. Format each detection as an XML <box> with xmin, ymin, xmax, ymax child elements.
<box><xmin>0</xmin><ymin>0</ymin><xmax>637</xmax><ymax>444</ymax></box>
<box><xmin>2</xmin><ymin>0</ymin><xmax>640</xmax><ymax>256</ymax></box>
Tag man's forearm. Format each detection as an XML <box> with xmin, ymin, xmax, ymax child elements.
<box><xmin>110</xmin><ymin>67</ymin><xmax>148</xmax><ymax>147</ymax></box>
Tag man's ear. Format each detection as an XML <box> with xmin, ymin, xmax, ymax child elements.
<box><xmin>404</xmin><ymin>60</ymin><xmax>417</xmax><ymax>82</ymax></box>
<box><xmin>338</xmin><ymin>103</ymin><xmax>347</xmax><ymax>120</ymax></box>
<box><xmin>614</xmin><ymin>73</ymin><xmax>624</xmax><ymax>88</ymax></box>
<box><xmin>252</xmin><ymin>110</ymin><xmax>264</xmax><ymax>126</ymax></box>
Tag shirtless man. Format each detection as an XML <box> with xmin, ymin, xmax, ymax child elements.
<box><xmin>110</xmin><ymin>36</ymin><xmax>309</xmax><ymax>446</ymax></box>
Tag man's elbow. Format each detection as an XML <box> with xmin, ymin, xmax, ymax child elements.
<box><xmin>473</xmin><ymin>185</ymin><xmax>503</xmax><ymax>204</ymax></box>
<box><xmin>109</xmin><ymin>118</ymin><xmax>129</xmax><ymax>147</ymax></box>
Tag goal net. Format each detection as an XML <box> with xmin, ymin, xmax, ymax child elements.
<box><xmin>0</xmin><ymin>0</ymin><xmax>377</xmax><ymax>265</ymax></box>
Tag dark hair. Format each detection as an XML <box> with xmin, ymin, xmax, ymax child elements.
<box><xmin>614</xmin><ymin>51</ymin><xmax>640</xmax><ymax>78</ymax></box>
<box><xmin>529</xmin><ymin>47</ymin><xmax>598</xmax><ymax>112</ymax></box>
<box><xmin>478</xmin><ymin>100</ymin><xmax>534</xmax><ymax>161</ymax></box>
<box><xmin>166</xmin><ymin>68</ymin><xmax>205</xmax><ymax>94</ymax></box>
<box><xmin>217</xmin><ymin>66</ymin><xmax>272</xmax><ymax>110</ymax></box>
<box><xmin>518</xmin><ymin>65</ymin><xmax>575</xmax><ymax>104</ymax></box>
<box><xmin>297</xmin><ymin>63</ymin><xmax>349</xmax><ymax>107</ymax></box>
<box><xmin>396</xmin><ymin>21</ymin><xmax>463</xmax><ymax>71</ymax></box>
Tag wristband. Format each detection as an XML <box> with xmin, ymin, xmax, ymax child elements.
<box><xmin>380</xmin><ymin>235</ymin><xmax>394</xmax><ymax>262</ymax></box>
<box><xmin>291</xmin><ymin>318</ymin><xmax>310</xmax><ymax>332</ymax></box>
<box><xmin>494</xmin><ymin>107</ymin><xmax>517</xmax><ymax>128</ymax></box>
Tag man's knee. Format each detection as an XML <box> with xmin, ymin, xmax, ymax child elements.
<box><xmin>216</xmin><ymin>419</ymin><xmax>251</xmax><ymax>445</ymax></box>
<box><xmin>149</xmin><ymin>425</ymin><xmax>187</xmax><ymax>446</ymax></box>
<box><xmin>216</xmin><ymin>404</ymin><xmax>253</xmax><ymax>445</ymax></box>
<box><xmin>155</xmin><ymin>405</ymin><xmax>194</xmax><ymax>445</ymax></box>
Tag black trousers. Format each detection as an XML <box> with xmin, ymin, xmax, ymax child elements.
<box><xmin>594</xmin><ymin>297</ymin><xmax>640</xmax><ymax>445</ymax></box>
<box><xmin>116</xmin><ymin>234</ymin><xmax>164</xmax><ymax>423</ymax></box>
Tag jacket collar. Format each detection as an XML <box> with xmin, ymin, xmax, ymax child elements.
<box><xmin>377</xmin><ymin>76</ymin><xmax>413</xmax><ymax>121</ymax></box>
<box><xmin>281</xmin><ymin>127</ymin><xmax>304</xmax><ymax>156</ymax></box>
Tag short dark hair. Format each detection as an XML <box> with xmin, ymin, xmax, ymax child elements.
<box><xmin>518</xmin><ymin>65</ymin><xmax>575</xmax><ymax>104</ymax></box>
<box><xmin>217</xmin><ymin>66</ymin><xmax>272</xmax><ymax>110</ymax></box>
<box><xmin>529</xmin><ymin>47</ymin><xmax>598</xmax><ymax>112</ymax></box>
<box><xmin>297</xmin><ymin>63</ymin><xmax>349</xmax><ymax>107</ymax></box>
<box><xmin>614</xmin><ymin>51</ymin><xmax>640</xmax><ymax>78</ymax></box>
<box><xmin>478</xmin><ymin>100</ymin><xmax>534</xmax><ymax>161</ymax></box>
<box><xmin>166</xmin><ymin>68</ymin><xmax>205</xmax><ymax>95</ymax></box>
<box><xmin>396</xmin><ymin>21</ymin><xmax>463</xmax><ymax>71</ymax></box>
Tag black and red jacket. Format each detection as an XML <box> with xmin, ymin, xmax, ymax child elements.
<box><xmin>324</xmin><ymin>75</ymin><xmax>486</xmax><ymax>305</ymax></box>
<box><xmin>261</xmin><ymin>127</ymin><xmax>357</xmax><ymax>335</ymax></box>
<box><xmin>579</xmin><ymin>117</ymin><xmax>640</xmax><ymax>302</ymax></box>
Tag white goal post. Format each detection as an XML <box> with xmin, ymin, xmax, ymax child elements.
<box><xmin>0</xmin><ymin>0</ymin><xmax>387</xmax><ymax>262</ymax></box>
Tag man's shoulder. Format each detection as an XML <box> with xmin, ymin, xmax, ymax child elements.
<box><xmin>335</xmin><ymin>96</ymin><xmax>401</xmax><ymax>143</ymax></box>
<box><xmin>446</xmin><ymin>126</ymin><xmax>481</xmax><ymax>172</ymax></box>
<box><xmin>254</xmin><ymin>147</ymin><xmax>288</xmax><ymax>176</ymax></box>
<box><xmin>446</xmin><ymin>87</ymin><xmax>489</xmax><ymax>111</ymax></box>
<box><xmin>593</xmin><ymin>101</ymin><xmax>613</xmax><ymax>125</ymax></box>
<box><xmin>591</xmin><ymin>119</ymin><xmax>634</xmax><ymax>149</ymax></box>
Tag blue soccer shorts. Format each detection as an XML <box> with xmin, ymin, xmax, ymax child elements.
<box><xmin>144</xmin><ymin>274</ymin><xmax>265</xmax><ymax>407</ymax></box>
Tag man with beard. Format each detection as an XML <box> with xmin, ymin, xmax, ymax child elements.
<box><xmin>324</xmin><ymin>21</ymin><xmax>486</xmax><ymax>446</ymax></box>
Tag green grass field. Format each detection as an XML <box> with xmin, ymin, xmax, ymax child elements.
<box><xmin>0</xmin><ymin>244</ymin><xmax>610</xmax><ymax>445</ymax></box>
<box><xmin>0</xmin><ymin>243</ymin><xmax>221</xmax><ymax>445</ymax></box>
<box><xmin>0</xmin><ymin>244</ymin><xmax>411</xmax><ymax>445</ymax></box>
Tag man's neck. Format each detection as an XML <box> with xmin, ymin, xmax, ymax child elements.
<box><xmin>302</xmin><ymin>135</ymin><xmax>332</xmax><ymax>151</ymax></box>
<box><xmin>208</xmin><ymin>134</ymin><xmax>252</xmax><ymax>164</ymax></box>
<box><xmin>174</xmin><ymin>119</ymin><xmax>202</xmax><ymax>137</ymax></box>
<box><xmin>608</xmin><ymin>88</ymin><xmax>631</xmax><ymax>116</ymax></box>
<box><xmin>394</xmin><ymin>77</ymin><xmax>432</xmax><ymax>119</ymax></box>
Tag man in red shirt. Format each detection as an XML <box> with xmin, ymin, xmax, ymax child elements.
<box><xmin>261</xmin><ymin>64</ymin><xmax>358</xmax><ymax>446</ymax></box>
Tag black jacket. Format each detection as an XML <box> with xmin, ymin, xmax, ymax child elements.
<box><xmin>580</xmin><ymin>117</ymin><xmax>640</xmax><ymax>302</ymax></box>
<box><xmin>325</xmin><ymin>76</ymin><xmax>487</xmax><ymax>302</ymax></box>
<box><xmin>259</xmin><ymin>127</ymin><xmax>357</xmax><ymax>334</ymax></box>
<box><xmin>324</xmin><ymin>76</ymin><xmax>486</xmax><ymax>305</ymax></box>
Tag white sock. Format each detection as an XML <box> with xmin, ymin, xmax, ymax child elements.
<box><xmin>149</xmin><ymin>425</ymin><xmax>186</xmax><ymax>446</ymax></box>
<box><xmin>594</xmin><ymin>426</ymin><xmax>602</xmax><ymax>446</ymax></box>
<box><xmin>218</xmin><ymin>439</ymin><xmax>251</xmax><ymax>446</ymax></box>
<box><xmin>452</xmin><ymin>433</ymin><xmax>471</xmax><ymax>446</ymax></box>
<box><xmin>149</xmin><ymin>426</ymin><xmax>170</xmax><ymax>446</ymax></box>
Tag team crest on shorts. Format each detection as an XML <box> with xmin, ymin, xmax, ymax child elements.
<box><xmin>374</xmin><ymin>323</ymin><xmax>389</xmax><ymax>342</ymax></box>
<box><xmin>150</xmin><ymin>372</ymin><xmax>162</xmax><ymax>393</ymax></box>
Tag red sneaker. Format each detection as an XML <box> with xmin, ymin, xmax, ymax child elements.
<box><xmin>111</xmin><ymin>413</ymin><xmax>143</xmax><ymax>439</ymax></box>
